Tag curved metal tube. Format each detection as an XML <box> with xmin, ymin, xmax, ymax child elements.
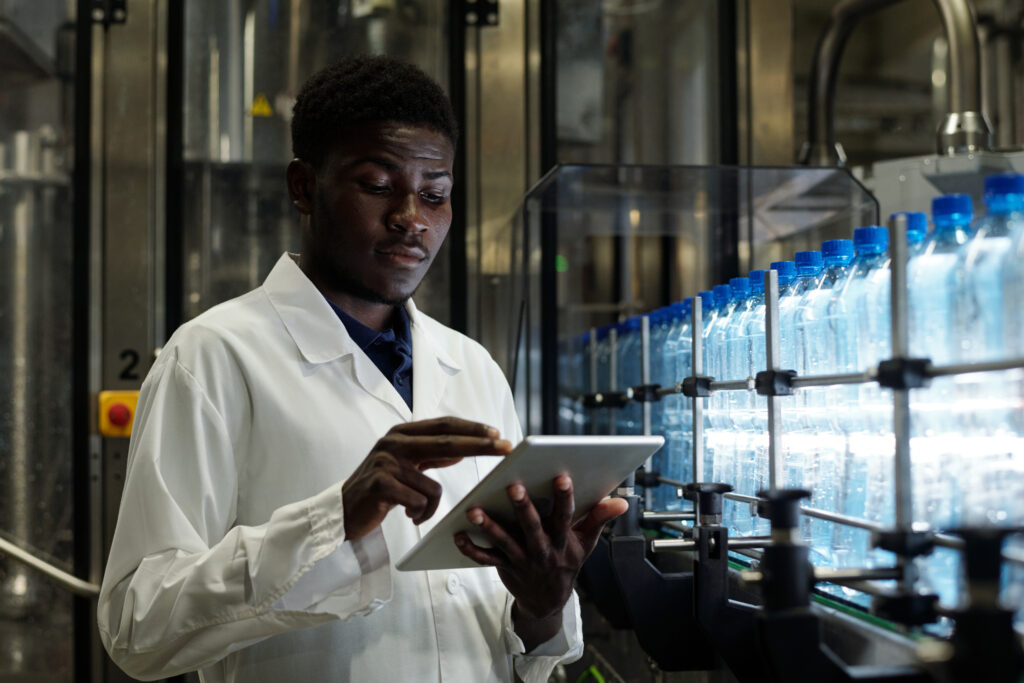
<box><xmin>801</xmin><ymin>0</ymin><xmax>992</xmax><ymax>165</ymax></box>
<box><xmin>800</xmin><ymin>0</ymin><xmax>903</xmax><ymax>166</ymax></box>
<box><xmin>0</xmin><ymin>534</ymin><xmax>100</xmax><ymax>598</ymax></box>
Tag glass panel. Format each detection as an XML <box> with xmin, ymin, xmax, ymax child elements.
<box><xmin>0</xmin><ymin>0</ymin><xmax>78</xmax><ymax>680</ymax></box>
<box><xmin>181</xmin><ymin>0</ymin><xmax>452</xmax><ymax>324</ymax></box>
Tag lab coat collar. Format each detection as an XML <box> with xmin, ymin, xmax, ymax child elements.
<box><xmin>263</xmin><ymin>253</ymin><xmax>462</xmax><ymax>417</ymax></box>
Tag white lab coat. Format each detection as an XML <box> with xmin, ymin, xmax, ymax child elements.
<box><xmin>97</xmin><ymin>253</ymin><xmax>582</xmax><ymax>683</ymax></box>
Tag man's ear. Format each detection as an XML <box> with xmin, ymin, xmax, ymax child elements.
<box><xmin>286</xmin><ymin>159</ymin><xmax>315</xmax><ymax>215</ymax></box>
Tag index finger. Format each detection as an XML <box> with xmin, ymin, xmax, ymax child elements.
<box><xmin>383</xmin><ymin>434</ymin><xmax>512</xmax><ymax>471</ymax></box>
<box><xmin>392</xmin><ymin>417</ymin><xmax>502</xmax><ymax>440</ymax></box>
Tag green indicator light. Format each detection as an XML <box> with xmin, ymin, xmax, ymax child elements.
<box><xmin>555</xmin><ymin>254</ymin><xmax>569</xmax><ymax>272</ymax></box>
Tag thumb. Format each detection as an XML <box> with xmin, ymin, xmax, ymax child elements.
<box><xmin>573</xmin><ymin>497</ymin><xmax>629</xmax><ymax>548</ymax></box>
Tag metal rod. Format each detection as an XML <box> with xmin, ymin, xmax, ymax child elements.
<box><xmin>813</xmin><ymin>567</ymin><xmax>903</xmax><ymax>583</ymax></box>
<box><xmin>889</xmin><ymin>213</ymin><xmax>916</xmax><ymax>593</ymax></box>
<box><xmin>708</xmin><ymin>378</ymin><xmax>754</xmax><ymax>392</ymax></box>
<box><xmin>643</xmin><ymin>511</ymin><xmax>697</xmax><ymax>522</ymax></box>
<box><xmin>662</xmin><ymin>521</ymin><xmax>694</xmax><ymax>536</ymax></box>
<box><xmin>641</xmin><ymin>315</ymin><xmax>652</xmax><ymax>510</ymax></box>
<box><xmin>789</xmin><ymin>371</ymin><xmax>874</xmax><ymax>388</ymax></box>
<box><xmin>934</xmin><ymin>533</ymin><xmax>966</xmax><ymax>550</ymax></box>
<box><xmin>589</xmin><ymin>326</ymin><xmax>598</xmax><ymax>435</ymax></box>
<box><xmin>0</xmin><ymin>535</ymin><xmax>100</xmax><ymax>598</ymax></box>
<box><xmin>765</xmin><ymin>269</ymin><xmax>783</xmax><ymax>490</ymax></box>
<box><xmin>727</xmin><ymin>537</ymin><xmax>775</xmax><ymax>549</ymax></box>
<box><xmin>656</xmin><ymin>384</ymin><xmax>681</xmax><ymax>398</ymax></box>
<box><xmin>724</xmin><ymin>492</ymin><xmax>759</xmax><ymax>504</ymax></box>
<box><xmin>651</xmin><ymin>539</ymin><xmax>697</xmax><ymax>553</ymax></box>
<box><xmin>928</xmin><ymin>357</ymin><xmax>1024</xmax><ymax>377</ymax></box>
<box><xmin>609</xmin><ymin>327</ymin><xmax>618</xmax><ymax>437</ymax></box>
<box><xmin>691</xmin><ymin>295</ymin><xmax>704</xmax><ymax>483</ymax></box>
<box><xmin>659</xmin><ymin>476</ymin><xmax>693</xmax><ymax>489</ymax></box>
<box><xmin>724</xmin><ymin>491</ymin><xmax>887</xmax><ymax>532</ymax></box>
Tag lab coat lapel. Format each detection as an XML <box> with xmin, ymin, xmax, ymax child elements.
<box><xmin>407</xmin><ymin>300</ymin><xmax>461</xmax><ymax>419</ymax></box>
<box><xmin>264</xmin><ymin>253</ymin><xmax>413</xmax><ymax>420</ymax></box>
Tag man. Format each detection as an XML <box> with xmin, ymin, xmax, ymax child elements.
<box><xmin>98</xmin><ymin>55</ymin><xmax>626</xmax><ymax>682</ymax></box>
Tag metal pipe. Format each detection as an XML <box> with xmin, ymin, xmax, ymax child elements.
<box><xmin>641</xmin><ymin>315</ymin><xmax>652</xmax><ymax>510</ymax></box>
<box><xmin>789</xmin><ymin>371</ymin><xmax>874</xmax><ymax>388</ymax></box>
<box><xmin>691</xmin><ymin>296</ymin><xmax>704</xmax><ymax>484</ymax></box>
<box><xmin>708</xmin><ymin>378</ymin><xmax>754</xmax><ymax>392</ymax></box>
<box><xmin>589</xmin><ymin>327</ymin><xmax>598</xmax><ymax>436</ymax></box>
<box><xmin>724</xmin><ymin>492</ymin><xmax>888</xmax><ymax>532</ymax></box>
<box><xmin>933</xmin><ymin>0</ymin><xmax>993</xmax><ymax>154</ymax></box>
<box><xmin>643</xmin><ymin>511</ymin><xmax>697</xmax><ymax>522</ymax></box>
<box><xmin>799</xmin><ymin>0</ymin><xmax>902</xmax><ymax>166</ymax></box>
<box><xmin>659</xmin><ymin>476</ymin><xmax>693</xmax><ymax>489</ymax></box>
<box><xmin>929</xmin><ymin>357</ymin><xmax>1024</xmax><ymax>377</ymax></box>
<box><xmin>0</xmin><ymin>535</ymin><xmax>100</xmax><ymax>598</ymax></box>
<box><xmin>765</xmin><ymin>270</ymin><xmax>783</xmax><ymax>490</ymax></box>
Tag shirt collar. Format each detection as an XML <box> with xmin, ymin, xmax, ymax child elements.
<box><xmin>325</xmin><ymin>297</ymin><xmax>412</xmax><ymax>356</ymax></box>
<box><xmin>262</xmin><ymin>253</ymin><xmax>459</xmax><ymax>371</ymax></box>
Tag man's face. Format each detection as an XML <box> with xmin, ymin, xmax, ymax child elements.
<box><xmin>299</xmin><ymin>121</ymin><xmax>454</xmax><ymax>306</ymax></box>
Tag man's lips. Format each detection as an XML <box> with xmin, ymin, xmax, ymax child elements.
<box><xmin>376</xmin><ymin>244</ymin><xmax>428</xmax><ymax>265</ymax></box>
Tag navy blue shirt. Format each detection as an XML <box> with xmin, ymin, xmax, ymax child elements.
<box><xmin>327</xmin><ymin>299</ymin><xmax>414</xmax><ymax>409</ymax></box>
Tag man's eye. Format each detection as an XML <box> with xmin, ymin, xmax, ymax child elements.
<box><xmin>421</xmin><ymin>192</ymin><xmax>448</xmax><ymax>204</ymax></box>
<box><xmin>362</xmin><ymin>182</ymin><xmax>390</xmax><ymax>194</ymax></box>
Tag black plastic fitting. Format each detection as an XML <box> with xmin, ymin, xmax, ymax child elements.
<box><xmin>875</xmin><ymin>357</ymin><xmax>932</xmax><ymax>390</ymax></box>
<box><xmin>681</xmin><ymin>376</ymin><xmax>714</xmax><ymax>398</ymax></box>
<box><xmin>756</xmin><ymin>488</ymin><xmax>811</xmax><ymax>530</ymax></box>
<box><xmin>872</xmin><ymin>593</ymin><xmax>939</xmax><ymax>627</ymax></box>
<box><xmin>630</xmin><ymin>384</ymin><xmax>663</xmax><ymax>403</ymax></box>
<box><xmin>634</xmin><ymin>469</ymin><xmax>662</xmax><ymax>489</ymax></box>
<box><xmin>684</xmin><ymin>482</ymin><xmax>733</xmax><ymax>519</ymax></box>
<box><xmin>948</xmin><ymin>527</ymin><xmax>1024</xmax><ymax>586</ymax></box>
<box><xmin>873</xmin><ymin>530</ymin><xmax>936</xmax><ymax>558</ymax></box>
<box><xmin>754</xmin><ymin>369</ymin><xmax>797</xmax><ymax>396</ymax></box>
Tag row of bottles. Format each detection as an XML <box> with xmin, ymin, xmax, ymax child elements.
<box><xmin>560</xmin><ymin>173</ymin><xmax>1024</xmax><ymax>611</ymax></box>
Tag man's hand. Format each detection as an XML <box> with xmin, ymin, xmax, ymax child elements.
<box><xmin>342</xmin><ymin>418</ymin><xmax>512</xmax><ymax>541</ymax></box>
<box><xmin>453</xmin><ymin>475</ymin><xmax>628</xmax><ymax>651</ymax></box>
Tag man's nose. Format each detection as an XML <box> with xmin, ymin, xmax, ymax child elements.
<box><xmin>388</xmin><ymin>193</ymin><xmax>428</xmax><ymax>232</ymax></box>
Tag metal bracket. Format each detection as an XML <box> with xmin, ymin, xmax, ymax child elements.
<box><xmin>92</xmin><ymin>0</ymin><xmax>127</xmax><ymax>26</ymax></box>
<box><xmin>754</xmin><ymin>369</ymin><xmax>797</xmax><ymax>396</ymax></box>
<box><xmin>465</xmin><ymin>0</ymin><xmax>499</xmax><ymax>26</ymax></box>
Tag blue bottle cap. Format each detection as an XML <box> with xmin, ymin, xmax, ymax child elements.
<box><xmin>770</xmin><ymin>260</ymin><xmax>797</xmax><ymax>278</ymax></box>
<box><xmin>984</xmin><ymin>172</ymin><xmax>1024</xmax><ymax>197</ymax></box>
<box><xmin>713</xmin><ymin>284</ymin><xmax>731</xmax><ymax>308</ymax></box>
<box><xmin>581</xmin><ymin>330</ymin><xmax>591</xmax><ymax>344</ymax></box>
<box><xmin>697</xmin><ymin>290</ymin><xmax>714</xmax><ymax>312</ymax></box>
<box><xmin>932</xmin><ymin>193</ymin><xmax>973</xmax><ymax>227</ymax></box>
<box><xmin>729</xmin><ymin>277</ymin><xmax>750</xmax><ymax>300</ymax></box>
<box><xmin>747</xmin><ymin>269</ymin><xmax>767</xmax><ymax>294</ymax></box>
<box><xmin>821</xmin><ymin>239</ymin><xmax>854</xmax><ymax>264</ymax></box>
<box><xmin>853</xmin><ymin>225</ymin><xmax>888</xmax><ymax>255</ymax></box>
<box><xmin>794</xmin><ymin>250</ymin><xmax>823</xmax><ymax>274</ymax></box>
<box><xmin>889</xmin><ymin>211</ymin><xmax>927</xmax><ymax>242</ymax></box>
<box><xmin>596</xmin><ymin>324</ymin><xmax>611</xmax><ymax>341</ymax></box>
<box><xmin>627</xmin><ymin>316</ymin><xmax>642</xmax><ymax>331</ymax></box>
<box><xmin>680</xmin><ymin>299</ymin><xmax>692</xmax><ymax>316</ymax></box>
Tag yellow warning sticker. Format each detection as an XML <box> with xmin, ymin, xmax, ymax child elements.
<box><xmin>251</xmin><ymin>93</ymin><xmax>273</xmax><ymax>117</ymax></box>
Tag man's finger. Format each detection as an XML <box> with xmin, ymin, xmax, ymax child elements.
<box><xmin>391</xmin><ymin>417</ymin><xmax>502</xmax><ymax>439</ymax></box>
<box><xmin>507</xmin><ymin>483</ymin><xmax>551</xmax><ymax>559</ymax></box>
<box><xmin>380</xmin><ymin>433</ymin><xmax>512</xmax><ymax>467</ymax></box>
<box><xmin>546</xmin><ymin>474</ymin><xmax>574</xmax><ymax>548</ymax></box>
<box><xmin>393</xmin><ymin>467</ymin><xmax>444</xmax><ymax>524</ymax></box>
<box><xmin>453</xmin><ymin>532</ymin><xmax>505</xmax><ymax>567</ymax></box>
<box><xmin>573</xmin><ymin>497</ymin><xmax>629</xmax><ymax>550</ymax></box>
<box><xmin>466</xmin><ymin>507</ymin><xmax>527</xmax><ymax>566</ymax></box>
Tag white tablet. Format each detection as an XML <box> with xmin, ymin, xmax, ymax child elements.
<box><xmin>395</xmin><ymin>434</ymin><xmax>664</xmax><ymax>571</ymax></box>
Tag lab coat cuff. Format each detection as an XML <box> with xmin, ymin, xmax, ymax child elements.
<box><xmin>504</xmin><ymin>593</ymin><xmax>584</xmax><ymax>683</ymax></box>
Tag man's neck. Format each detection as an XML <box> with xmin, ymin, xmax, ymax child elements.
<box><xmin>322</xmin><ymin>290</ymin><xmax>397</xmax><ymax>331</ymax></box>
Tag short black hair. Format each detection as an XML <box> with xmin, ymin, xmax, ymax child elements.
<box><xmin>291</xmin><ymin>54</ymin><xmax>458</xmax><ymax>170</ymax></box>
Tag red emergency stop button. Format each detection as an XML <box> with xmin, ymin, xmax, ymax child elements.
<box><xmin>108</xmin><ymin>403</ymin><xmax>132</xmax><ymax>427</ymax></box>
<box><xmin>98</xmin><ymin>390</ymin><xmax>139</xmax><ymax>437</ymax></box>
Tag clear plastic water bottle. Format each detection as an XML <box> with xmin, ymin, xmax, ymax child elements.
<box><xmin>779</xmin><ymin>251</ymin><xmax>823</xmax><ymax>496</ymax></box>
<box><xmin>831</xmin><ymin>227</ymin><xmax>890</xmax><ymax>570</ymax></box>
<box><xmin>661</xmin><ymin>301</ymin><xmax>693</xmax><ymax>510</ymax></box>
<box><xmin>594</xmin><ymin>325</ymin><xmax>613</xmax><ymax>435</ymax></box>
<box><xmin>697</xmin><ymin>290</ymin><xmax>719</xmax><ymax>481</ymax></box>
<box><xmin>615</xmin><ymin>317</ymin><xmax>643</xmax><ymax>435</ymax></box>
<box><xmin>909</xmin><ymin>194</ymin><xmax>974</xmax><ymax>607</ymax></box>
<box><xmin>672</xmin><ymin>299</ymin><xmax>695</xmax><ymax>495</ymax></box>
<box><xmin>796</xmin><ymin>239</ymin><xmax>854</xmax><ymax>567</ymax></box>
<box><xmin>707</xmin><ymin>283</ymin><xmax>741</xmax><ymax>492</ymax></box>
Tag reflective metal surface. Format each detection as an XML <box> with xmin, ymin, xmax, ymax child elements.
<box><xmin>0</xmin><ymin>0</ymin><xmax>78</xmax><ymax>679</ymax></box>
<box><xmin>180</xmin><ymin>0</ymin><xmax>453</xmax><ymax>325</ymax></box>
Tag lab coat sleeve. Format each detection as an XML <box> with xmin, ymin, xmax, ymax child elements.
<box><xmin>492</xmin><ymin>362</ymin><xmax>585</xmax><ymax>680</ymax></box>
<box><xmin>97</xmin><ymin>353</ymin><xmax>391</xmax><ymax>681</ymax></box>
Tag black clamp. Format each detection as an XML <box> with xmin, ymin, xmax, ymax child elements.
<box><xmin>580</xmin><ymin>392</ymin><xmax>630</xmax><ymax>409</ymax></box>
<box><xmin>634</xmin><ymin>469</ymin><xmax>662</xmax><ymax>488</ymax></box>
<box><xmin>756</xmin><ymin>488</ymin><xmax>811</xmax><ymax>529</ymax></box>
<box><xmin>754</xmin><ymin>369</ymin><xmax>797</xmax><ymax>397</ymax></box>
<box><xmin>629</xmin><ymin>384</ymin><xmax>663</xmax><ymax>403</ymax></box>
<box><xmin>873</xmin><ymin>530</ymin><xmax>936</xmax><ymax>558</ymax></box>
<box><xmin>681</xmin><ymin>376</ymin><xmax>714</xmax><ymax>398</ymax></box>
<box><xmin>872</xmin><ymin>593</ymin><xmax>939</xmax><ymax>627</ymax></box>
<box><xmin>876</xmin><ymin>357</ymin><xmax>932</xmax><ymax>390</ymax></box>
<box><xmin>684</xmin><ymin>482</ymin><xmax>733</xmax><ymax>519</ymax></box>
